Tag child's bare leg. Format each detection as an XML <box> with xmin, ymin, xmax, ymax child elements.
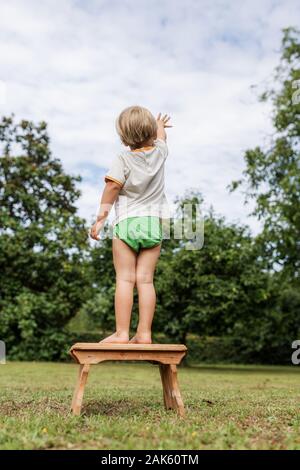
<box><xmin>130</xmin><ymin>244</ymin><xmax>161</xmax><ymax>344</ymax></box>
<box><xmin>100</xmin><ymin>238</ymin><xmax>137</xmax><ymax>343</ymax></box>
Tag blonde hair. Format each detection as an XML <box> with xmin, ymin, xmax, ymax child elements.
<box><xmin>116</xmin><ymin>106</ymin><xmax>157</xmax><ymax>149</ymax></box>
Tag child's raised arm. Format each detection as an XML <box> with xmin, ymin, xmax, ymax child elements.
<box><xmin>156</xmin><ymin>113</ymin><xmax>172</xmax><ymax>141</ymax></box>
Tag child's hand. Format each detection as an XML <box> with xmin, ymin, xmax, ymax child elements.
<box><xmin>157</xmin><ymin>113</ymin><xmax>172</xmax><ymax>128</ymax></box>
<box><xmin>156</xmin><ymin>113</ymin><xmax>172</xmax><ymax>141</ymax></box>
<box><xmin>90</xmin><ymin>218</ymin><xmax>105</xmax><ymax>241</ymax></box>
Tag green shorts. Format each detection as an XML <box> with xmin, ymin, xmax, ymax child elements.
<box><xmin>113</xmin><ymin>216</ymin><xmax>163</xmax><ymax>253</ymax></box>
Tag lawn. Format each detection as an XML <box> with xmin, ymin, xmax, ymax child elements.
<box><xmin>0</xmin><ymin>361</ymin><xmax>299</xmax><ymax>450</ymax></box>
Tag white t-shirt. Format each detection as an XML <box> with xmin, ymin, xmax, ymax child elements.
<box><xmin>105</xmin><ymin>139</ymin><xmax>170</xmax><ymax>226</ymax></box>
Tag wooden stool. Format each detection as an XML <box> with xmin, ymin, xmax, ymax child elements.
<box><xmin>70</xmin><ymin>343</ymin><xmax>187</xmax><ymax>417</ymax></box>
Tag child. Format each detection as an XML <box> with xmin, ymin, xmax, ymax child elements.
<box><xmin>90</xmin><ymin>106</ymin><xmax>172</xmax><ymax>343</ymax></box>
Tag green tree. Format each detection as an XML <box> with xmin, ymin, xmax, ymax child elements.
<box><xmin>230</xmin><ymin>28</ymin><xmax>300</xmax><ymax>279</ymax></box>
<box><xmin>0</xmin><ymin>116</ymin><xmax>90</xmax><ymax>360</ymax></box>
<box><xmin>228</xmin><ymin>278</ymin><xmax>300</xmax><ymax>364</ymax></box>
<box><xmin>154</xmin><ymin>193</ymin><xmax>271</xmax><ymax>345</ymax></box>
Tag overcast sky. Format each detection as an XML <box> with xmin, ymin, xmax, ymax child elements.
<box><xmin>1</xmin><ymin>0</ymin><xmax>300</xmax><ymax>232</ymax></box>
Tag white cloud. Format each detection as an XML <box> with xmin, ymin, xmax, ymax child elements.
<box><xmin>1</xmin><ymin>0</ymin><xmax>299</xmax><ymax>234</ymax></box>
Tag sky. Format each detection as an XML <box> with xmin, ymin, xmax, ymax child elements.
<box><xmin>1</xmin><ymin>0</ymin><xmax>300</xmax><ymax>232</ymax></box>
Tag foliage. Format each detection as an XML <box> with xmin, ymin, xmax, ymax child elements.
<box><xmin>230</xmin><ymin>28</ymin><xmax>300</xmax><ymax>279</ymax></box>
<box><xmin>0</xmin><ymin>116</ymin><xmax>90</xmax><ymax>360</ymax></box>
<box><xmin>155</xmin><ymin>193</ymin><xmax>272</xmax><ymax>344</ymax></box>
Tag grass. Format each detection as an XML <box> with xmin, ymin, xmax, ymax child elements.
<box><xmin>0</xmin><ymin>361</ymin><xmax>300</xmax><ymax>450</ymax></box>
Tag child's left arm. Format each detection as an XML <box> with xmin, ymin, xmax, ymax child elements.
<box><xmin>90</xmin><ymin>181</ymin><xmax>121</xmax><ymax>240</ymax></box>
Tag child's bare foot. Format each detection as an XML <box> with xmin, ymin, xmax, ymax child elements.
<box><xmin>100</xmin><ymin>332</ymin><xmax>129</xmax><ymax>343</ymax></box>
<box><xmin>129</xmin><ymin>334</ymin><xmax>152</xmax><ymax>344</ymax></box>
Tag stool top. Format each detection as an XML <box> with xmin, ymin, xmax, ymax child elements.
<box><xmin>70</xmin><ymin>343</ymin><xmax>187</xmax><ymax>352</ymax></box>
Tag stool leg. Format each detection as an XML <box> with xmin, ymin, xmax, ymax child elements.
<box><xmin>159</xmin><ymin>364</ymin><xmax>185</xmax><ymax>417</ymax></box>
<box><xmin>159</xmin><ymin>364</ymin><xmax>173</xmax><ymax>409</ymax></box>
<box><xmin>169</xmin><ymin>364</ymin><xmax>185</xmax><ymax>417</ymax></box>
<box><xmin>71</xmin><ymin>364</ymin><xmax>90</xmax><ymax>416</ymax></box>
